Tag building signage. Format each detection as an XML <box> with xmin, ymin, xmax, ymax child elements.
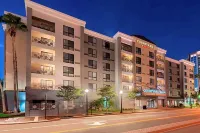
<box><xmin>143</xmin><ymin>89</ymin><xmax>166</xmax><ymax>94</ymax></box>
<box><xmin>136</xmin><ymin>40</ymin><xmax>154</xmax><ymax>49</ymax></box>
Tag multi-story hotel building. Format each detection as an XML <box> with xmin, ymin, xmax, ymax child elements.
<box><xmin>2</xmin><ymin>0</ymin><xmax>196</xmax><ymax>115</ymax></box>
<box><xmin>189</xmin><ymin>51</ymin><xmax>200</xmax><ymax>92</ymax></box>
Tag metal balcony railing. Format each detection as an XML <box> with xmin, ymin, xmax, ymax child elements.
<box><xmin>32</xmin><ymin>52</ymin><xmax>54</xmax><ymax>61</ymax></box>
<box><xmin>122</xmin><ymin>68</ymin><xmax>133</xmax><ymax>73</ymax></box>
<box><xmin>31</xmin><ymin>84</ymin><xmax>54</xmax><ymax>90</ymax></box>
<box><xmin>157</xmin><ymin>58</ymin><xmax>165</xmax><ymax>62</ymax></box>
<box><xmin>32</xmin><ymin>36</ymin><xmax>55</xmax><ymax>47</ymax></box>
<box><xmin>31</xmin><ymin>70</ymin><xmax>54</xmax><ymax>75</ymax></box>
<box><xmin>121</xmin><ymin>57</ymin><xmax>133</xmax><ymax>62</ymax></box>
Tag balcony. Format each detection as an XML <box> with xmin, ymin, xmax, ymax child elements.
<box><xmin>31</xmin><ymin>64</ymin><xmax>54</xmax><ymax>76</ymax></box>
<box><xmin>31</xmin><ymin>69</ymin><xmax>54</xmax><ymax>75</ymax></box>
<box><xmin>122</xmin><ymin>78</ymin><xmax>132</xmax><ymax>83</ymax></box>
<box><xmin>157</xmin><ymin>65</ymin><xmax>164</xmax><ymax>70</ymax></box>
<box><xmin>121</xmin><ymin>56</ymin><xmax>133</xmax><ymax>63</ymax></box>
<box><xmin>32</xmin><ymin>36</ymin><xmax>55</xmax><ymax>47</ymax></box>
<box><xmin>32</xmin><ymin>52</ymin><xmax>54</xmax><ymax>61</ymax></box>
<box><xmin>122</xmin><ymin>68</ymin><xmax>133</xmax><ymax>73</ymax></box>
<box><xmin>157</xmin><ymin>58</ymin><xmax>165</xmax><ymax>62</ymax></box>
<box><xmin>31</xmin><ymin>83</ymin><xmax>54</xmax><ymax>90</ymax></box>
<box><xmin>157</xmin><ymin>72</ymin><xmax>164</xmax><ymax>79</ymax></box>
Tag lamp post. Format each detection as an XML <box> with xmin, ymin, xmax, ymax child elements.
<box><xmin>120</xmin><ymin>90</ymin><xmax>123</xmax><ymax>113</ymax></box>
<box><xmin>85</xmin><ymin>89</ymin><xmax>89</xmax><ymax>115</ymax></box>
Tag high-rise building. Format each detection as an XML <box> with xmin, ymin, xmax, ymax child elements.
<box><xmin>189</xmin><ymin>51</ymin><xmax>200</xmax><ymax>92</ymax></box>
<box><xmin>2</xmin><ymin>0</ymin><xmax>196</xmax><ymax>115</ymax></box>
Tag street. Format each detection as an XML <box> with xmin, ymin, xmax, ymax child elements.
<box><xmin>0</xmin><ymin>108</ymin><xmax>200</xmax><ymax>133</ymax></box>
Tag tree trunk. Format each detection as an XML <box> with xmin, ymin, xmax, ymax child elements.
<box><xmin>11</xmin><ymin>36</ymin><xmax>18</xmax><ymax>113</ymax></box>
<box><xmin>15</xmin><ymin>47</ymin><xmax>20</xmax><ymax>112</ymax></box>
<box><xmin>0</xmin><ymin>82</ymin><xmax>6</xmax><ymax>112</ymax></box>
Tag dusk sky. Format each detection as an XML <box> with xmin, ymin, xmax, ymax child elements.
<box><xmin>0</xmin><ymin>0</ymin><xmax>200</xmax><ymax>78</ymax></box>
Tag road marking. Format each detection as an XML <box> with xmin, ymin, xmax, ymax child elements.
<box><xmin>51</xmin><ymin>112</ymin><xmax>200</xmax><ymax>133</ymax></box>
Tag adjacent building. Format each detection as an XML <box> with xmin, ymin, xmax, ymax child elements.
<box><xmin>2</xmin><ymin>0</ymin><xmax>196</xmax><ymax>115</ymax></box>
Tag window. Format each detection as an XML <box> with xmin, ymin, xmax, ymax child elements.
<box><xmin>136</xmin><ymin>67</ymin><xmax>142</xmax><ymax>74</ymax></box>
<box><xmin>63</xmin><ymin>80</ymin><xmax>74</xmax><ymax>87</ymax></box>
<box><xmin>185</xmin><ymin>72</ymin><xmax>187</xmax><ymax>76</ymax></box>
<box><xmin>170</xmin><ymin>83</ymin><xmax>172</xmax><ymax>87</ymax></box>
<box><xmin>136</xmin><ymin>57</ymin><xmax>141</xmax><ymax>64</ymax></box>
<box><xmin>40</xmin><ymin>80</ymin><xmax>53</xmax><ymax>89</ymax></box>
<box><xmin>185</xmin><ymin>85</ymin><xmax>187</xmax><ymax>89</ymax></box>
<box><xmin>88</xmin><ymin>36</ymin><xmax>97</xmax><ymax>46</ymax></box>
<box><xmin>136</xmin><ymin>76</ymin><xmax>142</xmax><ymax>83</ymax></box>
<box><xmin>136</xmin><ymin>86</ymin><xmax>142</xmax><ymax>91</ymax></box>
<box><xmin>169</xmin><ymin>76</ymin><xmax>172</xmax><ymax>80</ymax></box>
<box><xmin>177</xmin><ymin>78</ymin><xmax>180</xmax><ymax>82</ymax></box>
<box><xmin>63</xmin><ymin>39</ymin><xmax>74</xmax><ymax>50</ymax></box>
<box><xmin>150</xmin><ymin>70</ymin><xmax>154</xmax><ymax>76</ymax></box>
<box><xmin>63</xmin><ymin>66</ymin><xmax>74</xmax><ymax>77</ymax></box>
<box><xmin>88</xmin><ymin>60</ymin><xmax>97</xmax><ymax>69</ymax></box>
<box><xmin>88</xmin><ymin>71</ymin><xmax>97</xmax><ymax>81</ymax></box>
<box><xmin>32</xmin><ymin>16</ymin><xmax>55</xmax><ymax>32</ymax></box>
<box><xmin>169</xmin><ymin>69</ymin><xmax>172</xmax><ymax>74</ymax></box>
<box><xmin>177</xmin><ymin>84</ymin><xmax>180</xmax><ymax>88</ymax></box>
<box><xmin>103</xmin><ymin>74</ymin><xmax>110</xmax><ymax>82</ymax></box>
<box><xmin>184</xmin><ymin>65</ymin><xmax>187</xmax><ymax>70</ymax></box>
<box><xmin>150</xmin><ymin>78</ymin><xmax>154</xmax><ymax>85</ymax></box>
<box><xmin>103</xmin><ymin>41</ymin><xmax>110</xmax><ymax>50</ymax></box>
<box><xmin>88</xmin><ymin>48</ymin><xmax>97</xmax><ymax>58</ymax></box>
<box><xmin>177</xmin><ymin>64</ymin><xmax>179</xmax><ymax>68</ymax></box>
<box><xmin>169</xmin><ymin>62</ymin><xmax>172</xmax><ymax>66</ymax></box>
<box><xmin>149</xmin><ymin>61</ymin><xmax>154</xmax><ymax>68</ymax></box>
<box><xmin>103</xmin><ymin>52</ymin><xmax>110</xmax><ymax>60</ymax></box>
<box><xmin>149</xmin><ymin>52</ymin><xmax>154</xmax><ymax>59</ymax></box>
<box><xmin>103</xmin><ymin>63</ymin><xmax>110</xmax><ymax>71</ymax></box>
<box><xmin>63</xmin><ymin>25</ymin><xmax>74</xmax><ymax>37</ymax></box>
<box><xmin>136</xmin><ymin>47</ymin><xmax>141</xmax><ymax>55</ymax></box>
<box><xmin>123</xmin><ymin>86</ymin><xmax>130</xmax><ymax>91</ymax></box>
<box><xmin>63</xmin><ymin>53</ymin><xmax>74</xmax><ymax>64</ymax></box>
<box><xmin>88</xmin><ymin>83</ymin><xmax>97</xmax><ymax>91</ymax></box>
<box><xmin>121</xmin><ymin>43</ymin><xmax>132</xmax><ymax>52</ymax></box>
<box><xmin>178</xmin><ymin>91</ymin><xmax>181</xmax><ymax>96</ymax></box>
<box><xmin>177</xmin><ymin>71</ymin><xmax>180</xmax><ymax>75</ymax></box>
<box><xmin>184</xmin><ymin>78</ymin><xmax>187</xmax><ymax>83</ymax></box>
<box><xmin>190</xmin><ymin>74</ymin><xmax>194</xmax><ymax>78</ymax></box>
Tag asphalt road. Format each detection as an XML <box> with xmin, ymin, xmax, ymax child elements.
<box><xmin>1</xmin><ymin>108</ymin><xmax>200</xmax><ymax>133</ymax></box>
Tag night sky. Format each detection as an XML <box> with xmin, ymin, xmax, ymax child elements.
<box><xmin>0</xmin><ymin>0</ymin><xmax>200</xmax><ymax>78</ymax></box>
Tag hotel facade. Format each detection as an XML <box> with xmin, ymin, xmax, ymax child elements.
<box><xmin>2</xmin><ymin>0</ymin><xmax>196</xmax><ymax>115</ymax></box>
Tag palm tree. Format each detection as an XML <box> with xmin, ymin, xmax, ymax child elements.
<box><xmin>0</xmin><ymin>79</ymin><xmax>6</xmax><ymax>112</ymax></box>
<box><xmin>0</xmin><ymin>13</ymin><xmax>27</xmax><ymax>113</ymax></box>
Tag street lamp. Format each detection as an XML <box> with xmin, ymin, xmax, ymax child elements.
<box><xmin>85</xmin><ymin>89</ymin><xmax>89</xmax><ymax>115</ymax></box>
<box><xmin>120</xmin><ymin>90</ymin><xmax>123</xmax><ymax>113</ymax></box>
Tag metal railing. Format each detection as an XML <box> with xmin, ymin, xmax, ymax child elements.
<box><xmin>157</xmin><ymin>58</ymin><xmax>165</xmax><ymax>62</ymax></box>
<box><xmin>32</xmin><ymin>52</ymin><xmax>54</xmax><ymax>61</ymax></box>
<box><xmin>31</xmin><ymin>84</ymin><xmax>54</xmax><ymax>90</ymax></box>
<box><xmin>31</xmin><ymin>69</ymin><xmax>54</xmax><ymax>75</ymax></box>
<box><xmin>122</xmin><ymin>68</ymin><xmax>133</xmax><ymax>73</ymax></box>
<box><xmin>32</xmin><ymin>36</ymin><xmax>55</xmax><ymax>47</ymax></box>
<box><xmin>121</xmin><ymin>57</ymin><xmax>133</xmax><ymax>62</ymax></box>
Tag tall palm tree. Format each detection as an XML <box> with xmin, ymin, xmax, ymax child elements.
<box><xmin>0</xmin><ymin>79</ymin><xmax>6</xmax><ymax>112</ymax></box>
<box><xmin>0</xmin><ymin>13</ymin><xmax>27</xmax><ymax>113</ymax></box>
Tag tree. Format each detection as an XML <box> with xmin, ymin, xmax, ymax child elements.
<box><xmin>56</xmin><ymin>86</ymin><xmax>83</xmax><ymax>115</ymax></box>
<box><xmin>0</xmin><ymin>79</ymin><xmax>6</xmax><ymax>112</ymax></box>
<box><xmin>0</xmin><ymin>13</ymin><xmax>27</xmax><ymax>113</ymax></box>
<box><xmin>128</xmin><ymin>89</ymin><xmax>140</xmax><ymax>112</ymax></box>
<box><xmin>97</xmin><ymin>86</ymin><xmax>116</xmax><ymax>112</ymax></box>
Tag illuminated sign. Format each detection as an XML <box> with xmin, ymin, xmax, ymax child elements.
<box><xmin>136</xmin><ymin>40</ymin><xmax>154</xmax><ymax>49</ymax></box>
<box><xmin>143</xmin><ymin>89</ymin><xmax>166</xmax><ymax>94</ymax></box>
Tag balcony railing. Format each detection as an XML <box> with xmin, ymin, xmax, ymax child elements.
<box><xmin>157</xmin><ymin>58</ymin><xmax>165</xmax><ymax>62</ymax></box>
<box><xmin>122</xmin><ymin>78</ymin><xmax>132</xmax><ymax>83</ymax></box>
<box><xmin>31</xmin><ymin>84</ymin><xmax>54</xmax><ymax>90</ymax></box>
<box><xmin>32</xmin><ymin>52</ymin><xmax>54</xmax><ymax>61</ymax></box>
<box><xmin>121</xmin><ymin>56</ymin><xmax>133</xmax><ymax>63</ymax></box>
<box><xmin>122</xmin><ymin>68</ymin><xmax>133</xmax><ymax>73</ymax></box>
<box><xmin>157</xmin><ymin>66</ymin><xmax>164</xmax><ymax>70</ymax></box>
<box><xmin>32</xmin><ymin>36</ymin><xmax>55</xmax><ymax>47</ymax></box>
<box><xmin>31</xmin><ymin>69</ymin><xmax>54</xmax><ymax>75</ymax></box>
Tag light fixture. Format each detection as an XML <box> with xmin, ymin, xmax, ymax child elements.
<box><xmin>120</xmin><ymin>90</ymin><xmax>123</xmax><ymax>94</ymax></box>
<box><xmin>85</xmin><ymin>89</ymin><xmax>89</xmax><ymax>93</ymax></box>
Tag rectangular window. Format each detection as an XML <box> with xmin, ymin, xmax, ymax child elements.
<box><xmin>136</xmin><ymin>57</ymin><xmax>141</xmax><ymax>64</ymax></box>
<box><xmin>149</xmin><ymin>61</ymin><xmax>154</xmax><ymax>68</ymax></box>
<box><xmin>136</xmin><ymin>76</ymin><xmax>142</xmax><ymax>83</ymax></box>
<box><xmin>184</xmin><ymin>78</ymin><xmax>187</xmax><ymax>83</ymax></box>
<box><xmin>169</xmin><ymin>76</ymin><xmax>172</xmax><ymax>80</ymax></box>
<box><xmin>170</xmin><ymin>83</ymin><xmax>172</xmax><ymax>87</ymax></box>
<box><xmin>88</xmin><ymin>36</ymin><xmax>97</xmax><ymax>46</ymax></box>
<box><xmin>169</xmin><ymin>62</ymin><xmax>172</xmax><ymax>66</ymax></box>
<box><xmin>88</xmin><ymin>71</ymin><xmax>97</xmax><ymax>81</ymax></box>
<box><xmin>88</xmin><ymin>83</ymin><xmax>97</xmax><ymax>91</ymax></box>
<box><xmin>177</xmin><ymin>84</ymin><xmax>180</xmax><ymax>88</ymax></box>
<box><xmin>103</xmin><ymin>63</ymin><xmax>110</xmax><ymax>71</ymax></box>
<box><xmin>121</xmin><ymin>43</ymin><xmax>132</xmax><ymax>52</ymax></box>
<box><xmin>136</xmin><ymin>47</ymin><xmax>141</xmax><ymax>55</ymax></box>
<box><xmin>63</xmin><ymin>25</ymin><xmax>74</xmax><ymax>37</ymax></box>
<box><xmin>40</xmin><ymin>80</ymin><xmax>53</xmax><ymax>89</ymax></box>
<box><xmin>103</xmin><ymin>41</ymin><xmax>111</xmax><ymax>50</ymax></box>
<box><xmin>88</xmin><ymin>60</ymin><xmax>97</xmax><ymax>69</ymax></box>
<box><xmin>185</xmin><ymin>72</ymin><xmax>187</xmax><ymax>76</ymax></box>
<box><xmin>190</xmin><ymin>74</ymin><xmax>194</xmax><ymax>78</ymax></box>
<box><xmin>123</xmin><ymin>85</ymin><xmax>130</xmax><ymax>91</ymax></box>
<box><xmin>185</xmin><ymin>85</ymin><xmax>187</xmax><ymax>89</ymax></box>
<box><xmin>103</xmin><ymin>52</ymin><xmax>110</xmax><ymax>60</ymax></box>
<box><xmin>177</xmin><ymin>71</ymin><xmax>180</xmax><ymax>75</ymax></box>
<box><xmin>63</xmin><ymin>53</ymin><xmax>74</xmax><ymax>64</ymax></box>
<box><xmin>150</xmin><ymin>70</ymin><xmax>154</xmax><ymax>76</ymax></box>
<box><xmin>136</xmin><ymin>67</ymin><xmax>142</xmax><ymax>74</ymax></box>
<box><xmin>177</xmin><ymin>64</ymin><xmax>180</xmax><ymax>68</ymax></box>
<box><xmin>63</xmin><ymin>80</ymin><xmax>74</xmax><ymax>87</ymax></box>
<box><xmin>150</xmin><ymin>78</ymin><xmax>154</xmax><ymax>85</ymax></box>
<box><xmin>177</xmin><ymin>78</ymin><xmax>180</xmax><ymax>82</ymax></box>
<box><xmin>88</xmin><ymin>48</ymin><xmax>97</xmax><ymax>58</ymax></box>
<box><xmin>63</xmin><ymin>66</ymin><xmax>74</xmax><ymax>77</ymax></box>
<box><xmin>149</xmin><ymin>52</ymin><xmax>154</xmax><ymax>59</ymax></box>
<box><xmin>32</xmin><ymin>16</ymin><xmax>55</xmax><ymax>32</ymax></box>
<box><xmin>169</xmin><ymin>69</ymin><xmax>172</xmax><ymax>74</ymax></box>
<box><xmin>103</xmin><ymin>74</ymin><xmax>110</xmax><ymax>82</ymax></box>
<box><xmin>184</xmin><ymin>65</ymin><xmax>187</xmax><ymax>70</ymax></box>
<box><xmin>63</xmin><ymin>39</ymin><xmax>74</xmax><ymax>50</ymax></box>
